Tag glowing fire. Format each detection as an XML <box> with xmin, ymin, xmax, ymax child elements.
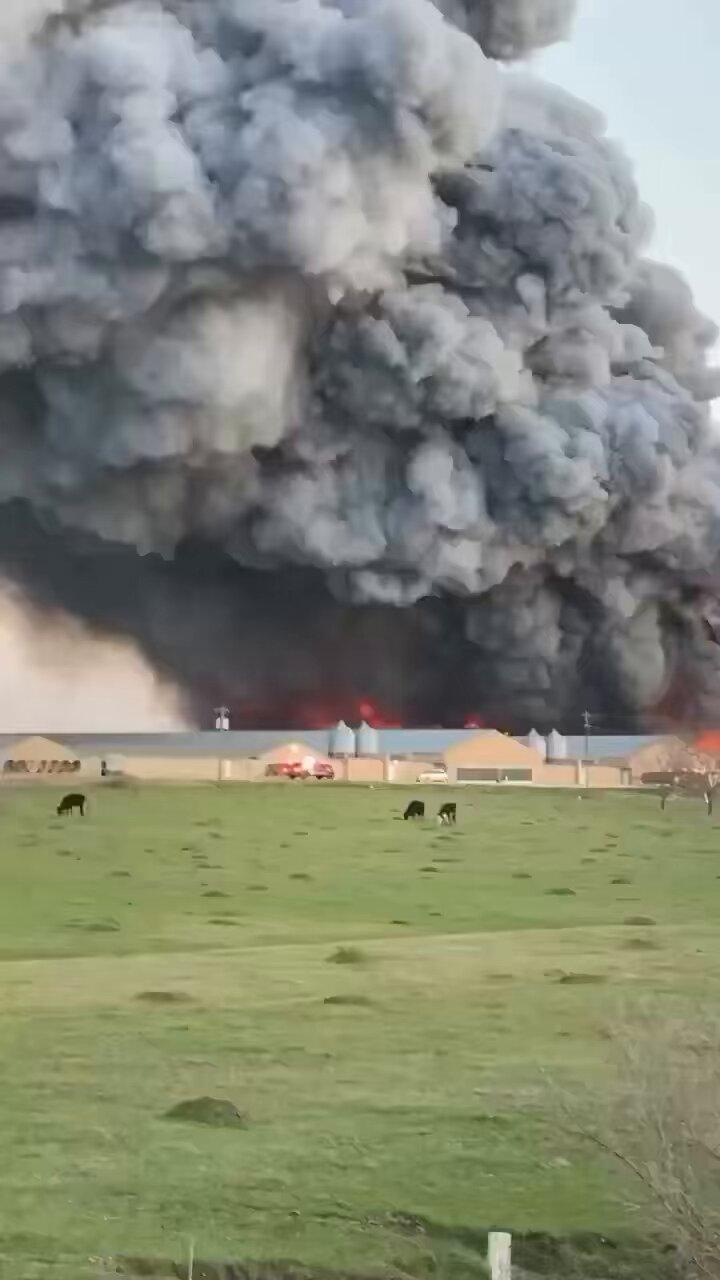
<box><xmin>357</xmin><ymin>699</ymin><xmax>401</xmax><ymax>728</ymax></box>
<box><xmin>225</xmin><ymin>695</ymin><xmax>491</xmax><ymax>730</ymax></box>
<box><xmin>694</xmin><ymin>731</ymin><xmax>720</xmax><ymax>755</ymax></box>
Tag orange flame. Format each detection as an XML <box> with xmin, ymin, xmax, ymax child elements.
<box><xmin>694</xmin><ymin>730</ymin><xmax>720</xmax><ymax>755</ymax></box>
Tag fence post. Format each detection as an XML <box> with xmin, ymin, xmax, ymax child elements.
<box><xmin>488</xmin><ymin>1231</ymin><xmax>512</xmax><ymax>1280</ymax></box>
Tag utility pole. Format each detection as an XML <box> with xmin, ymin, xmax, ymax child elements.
<box><xmin>583</xmin><ymin>709</ymin><xmax>591</xmax><ymax>790</ymax></box>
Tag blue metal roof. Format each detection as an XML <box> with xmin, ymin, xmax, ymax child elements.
<box><xmin>43</xmin><ymin>731</ymin><xmax>334</xmax><ymax>758</ymax></box>
<box><xmin>0</xmin><ymin>727</ymin><xmax>492</xmax><ymax>759</ymax></box>
<box><xmin>52</xmin><ymin>728</ymin><xmax>488</xmax><ymax>758</ymax></box>
<box><xmin>0</xmin><ymin>729</ymin><xmax>668</xmax><ymax>763</ymax></box>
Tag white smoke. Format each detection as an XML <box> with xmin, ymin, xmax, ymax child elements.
<box><xmin>0</xmin><ymin>0</ymin><xmax>717</xmax><ymax>728</ymax></box>
<box><xmin>0</xmin><ymin>0</ymin><xmax>67</xmax><ymax>47</ymax></box>
<box><xmin>0</xmin><ymin>587</ymin><xmax>187</xmax><ymax>731</ymax></box>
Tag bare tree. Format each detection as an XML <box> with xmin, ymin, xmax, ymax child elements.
<box><xmin>561</xmin><ymin>1015</ymin><xmax>720</xmax><ymax>1279</ymax></box>
<box><xmin>650</xmin><ymin>740</ymin><xmax>720</xmax><ymax>816</ymax></box>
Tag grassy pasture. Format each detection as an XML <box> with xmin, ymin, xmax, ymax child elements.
<box><xmin>0</xmin><ymin>781</ymin><xmax>718</xmax><ymax>1280</ymax></box>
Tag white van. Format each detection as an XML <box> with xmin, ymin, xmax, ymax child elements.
<box><xmin>417</xmin><ymin>768</ymin><xmax>448</xmax><ymax>784</ymax></box>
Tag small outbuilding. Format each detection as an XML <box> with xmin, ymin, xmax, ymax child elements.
<box><xmin>0</xmin><ymin>735</ymin><xmax>85</xmax><ymax>778</ymax></box>
<box><xmin>444</xmin><ymin>731</ymin><xmax>542</xmax><ymax>783</ymax></box>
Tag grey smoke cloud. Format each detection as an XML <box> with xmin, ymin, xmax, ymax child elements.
<box><xmin>0</xmin><ymin>0</ymin><xmax>717</xmax><ymax>730</ymax></box>
<box><xmin>435</xmin><ymin>0</ymin><xmax>576</xmax><ymax>58</ymax></box>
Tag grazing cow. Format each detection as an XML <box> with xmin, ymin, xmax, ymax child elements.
<box><xmin>57</xmin><ymin>793</ymin><xmax>86</xmax><ymax>818</ymax></box>
<box><xmin>438</xmin><ymin>802</ymin><xmax>457</xmax><ymax>826</ymax></box>
<box><xmin>404</xmin><ymin>800</ymin><xmax>425</xmax><ymax>821</ymax></box>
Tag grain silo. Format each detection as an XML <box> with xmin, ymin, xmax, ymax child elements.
<box><xmin>329</xmin><ymin>719</ymin><xmax>355</xmax><ymax>757</ymax></box>
<box><xmin>356</xmin><ymin>720</ymin><xmax>380</xmax><ymax>757</ymax></box>
<box><xmin>546</xmin><ymin>730</ymin><xmax>567</xmax><ymax>760</ymax></box>
<box><xmin>527</xmin><ymin>728</ymin><xmax>547</xmax><ymax>760</ymax></box>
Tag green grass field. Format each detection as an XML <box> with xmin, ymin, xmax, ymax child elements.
<box><xmin>1</xmin><ymin>781</ymin><xmax>718</xmax><ymax>1280</ymax></box>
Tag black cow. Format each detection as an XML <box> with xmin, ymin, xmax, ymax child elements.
<box><xmin>438</xmin><ymin>802</ymin><xmax>457</xmax><ymax>826</ymax></box>
<box><xmin>57</xmin><ymin>793</ymin><xmax>86</xmax><ymax>817</ymax></box>
<box><xmin>404</xmin><ymin>800</ymin><xmax>425</xmax><ymax>821</ymax></box>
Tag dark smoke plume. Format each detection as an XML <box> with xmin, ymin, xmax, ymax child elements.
<box><xmin>0</xmin><ymin>0</ymin><xmax>718</xmax><ymax>730</ymax></box>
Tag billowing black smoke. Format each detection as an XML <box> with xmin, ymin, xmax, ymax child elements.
<box><xmin>0</xmin><ymin>0</ymin><xmax>718</xmax><ymax>730</ymax></box>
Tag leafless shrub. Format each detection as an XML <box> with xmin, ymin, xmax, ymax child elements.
<box><xmin>558</xmin><ymin>1011</ymin><xmax>720</xmax><ymax>1279</ymax></box>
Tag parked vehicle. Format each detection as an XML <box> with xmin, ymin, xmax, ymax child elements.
<box><xmin>266</xmin><ymin>761</ymin><xmax>303</xmax><ymax>779</ymax></box>
<box><xmin>417</xmin><ymin>768</ymin><xmax>448</xmax><ymax>784</ymax></box>
<box><xmin>265</xmin><ymin>759</ymin><xmax>335</xmax><ymax>781</ymax></box>
<box><xmin>312</xmin><ymin>761</ymin><xmax>335</xmax><ymax>780</ymax></box>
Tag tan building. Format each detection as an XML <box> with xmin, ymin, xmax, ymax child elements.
<box><xmin>0</xmin><ymin>732</ymin><xmax>342</xmax><ymax>785</ymax></box>
<box><xmin>0</xmin><ymin>735</ymin><xmax>87</xmax><ymax>780</ymax></box>
<box><xmin>445</xmin><ymin>731</ymin><xmax>540</xmax><ymax>783</ymax></box>
<box><xmin>0</xmin><ymin>728</ymin><xmax>687</xmax><ymax>789</ymax></box>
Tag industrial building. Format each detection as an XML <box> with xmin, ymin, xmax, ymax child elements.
<box><xmin>0</xmin><ymin>725</ymin><xmax>684</xmax><ymax>788</ymax></box>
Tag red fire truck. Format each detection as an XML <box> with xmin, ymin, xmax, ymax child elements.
<box><xmin>265</xmin><ymin>759</ymin><xmax>335</xmax><ymax>781</ymax></box>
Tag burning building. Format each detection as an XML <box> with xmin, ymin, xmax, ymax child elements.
<box><xmin>0</xmin><ymin>723</ymin><xmax>690</xmax><ymax>789</ymax></box>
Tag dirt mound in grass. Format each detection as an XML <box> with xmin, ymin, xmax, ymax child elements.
<box><xmin>136</xmin><ymin>991</ymin><xmax>192</xmax><ymax>1005</ymax></box>
<box><xmin>66</xmin><ymin>918</ymin><xmax>121</xmax><ymax>933</ymax></box>
<box><xmin>327</xmin><ymin>946</ymin><xmax>367</xmax><ymax>966</ymax></box>
<box><xmin>557</xmin><ymin>973</ymin><xmax>607</xmax><ymax>985</ymax></box>
<box><xmin>164</xmin><ymin>1097</ymin><xmax>247</xmax><ymax>1128</ymax></box>
<box><xmin>323</xmin><ymin>995</ymin><xmax>373</xmax><ymax>1008</ymax></box>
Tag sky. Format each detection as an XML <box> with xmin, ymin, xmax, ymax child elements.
<box><xmin>0</xmin><ymin>0</ymin><xmax>716</xmax><ymax>731</ymax></box>
<box><xmin>535</xmin><ymin>0</ymin><xmax>720</xmax><ymax>335</ymax></box>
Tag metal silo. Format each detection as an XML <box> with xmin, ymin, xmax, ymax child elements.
<box><xmin>329</xmin><ymin>720</ymin><xmax>355</xmax><ymax>757</ymax></box>
<box><xmin>527</xmin><ymin>728</ymin><xmax>547</xmax><ymax>760</ymax></box>
<box><xmin>546</xmin><ymin>730</ymin><xmax>567</xmax><ymax>760</ymax></box>
<box><xmin>356</xmin><ymin>720</ymin><xmax>380</xmax><ymax>757</ymax></box>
